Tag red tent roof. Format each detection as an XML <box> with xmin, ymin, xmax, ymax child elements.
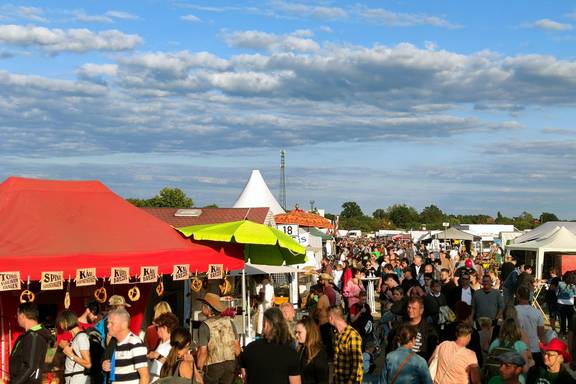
<box><xmin>275</xmin><ymin>208</ymin><xmax>333</xmax><ymax>229</ymax></box>
<box><xmin>0</xmin><ymin>177</ymin><xmax>243</xmax><ymax>279</ymax></box>
<box><xmin>143</xmin><ymin>207</ymin><xmax>271</xmax><ymax>227</ymax></box>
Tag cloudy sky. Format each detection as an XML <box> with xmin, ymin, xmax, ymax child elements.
<box><xmin>1</xmin><ymin>1</ymin><xmax>575</xmax><ymax>218</ymax></box>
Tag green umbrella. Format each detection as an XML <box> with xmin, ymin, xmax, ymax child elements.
<box><xmin>177</xmin><ymin>220</ymin><xmax>306</xmax><ymax>265</ymax></box>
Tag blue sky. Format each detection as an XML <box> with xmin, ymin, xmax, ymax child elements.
<box><xmin>1</xmin><ymin>1</ymin><xmax>575</xmax><ymax>218</ymax></box>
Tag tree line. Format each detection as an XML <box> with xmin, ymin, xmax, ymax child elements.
<box><xmin>126</xmin><ymin>188</ymin><xmax>562</xmax><ymax>232</ymax></box>
<box><xmin>325</xmin><ymin>201</ymin><xmax>561</xmax><ymax>232</ymax></box>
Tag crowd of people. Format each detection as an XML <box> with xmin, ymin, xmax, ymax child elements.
<box><xmin>6</xmin><ymin>236</ymin><xmax>576</xmax><ymax>384</ymax></box>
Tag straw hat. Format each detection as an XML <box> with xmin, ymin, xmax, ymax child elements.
<box><xmin>197</xmin><ymin>292</ymin><xmax>226</xmax><ymax>313</ymax></box>
<box><xmin>319</xmin><ymin>273</ymin><xmax>334</xmax><ymax>282</ymax></box>
<box><xmin>108</xmin><ymin>295</ymin><xmax>131</xmax><ymax>307</ymax></box>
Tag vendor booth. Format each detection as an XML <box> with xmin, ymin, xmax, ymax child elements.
<box><xmin>507</xmin><ymin>226</ymin><xmax>576</xmax><ymax>279</ymax></box>
<box><xmin>0</xmin><ymin>177</ymin><xmax>244</xmax><ymax>380</ymax></box>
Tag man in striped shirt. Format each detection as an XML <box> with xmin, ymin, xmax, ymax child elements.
<box><xmin>103</xmin><ymin>309</ymin><xmax>149</xmax><ymax>384</ymax></box>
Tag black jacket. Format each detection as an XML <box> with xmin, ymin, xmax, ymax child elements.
<box><xmin>10</xmin><ymin>325</ymin><xmax>52</xmax><ymax>384</ymax></box>
<box><xmin>297</xmin><ymin>346</ymin><xmax>329</xmax><ymax>384</ymax></box>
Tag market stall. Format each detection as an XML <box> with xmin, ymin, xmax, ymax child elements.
<box><xmin>0</xmin><ymin>177</ymin><xmax>244</xmax><ymax>380</ymax></box>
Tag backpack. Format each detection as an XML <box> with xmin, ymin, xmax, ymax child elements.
<box><xmin>83</xmin><ymin>328</ymin><xmax>106</xmax><ymax>384</ymax></box>
<box><xmin>482</xmin><ymin>343</ymin><xmax>515</xmax><ymax>382</ymax></box>
<box><xmin>502</xmin><ymin>269</ymin><xmax>519</xmax><ymax>290</ymax></box>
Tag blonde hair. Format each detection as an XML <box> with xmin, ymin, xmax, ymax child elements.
<box><xmin>153</xmin><ymin>301</ymin><xmax>172</xmax><ymax>320</ymax></box>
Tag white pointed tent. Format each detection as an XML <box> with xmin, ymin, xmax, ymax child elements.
<box><xmin>233</xmin><ymin>170</ymin><xmax>285</xmax><ymax>215</ymax></box>
<box><xmin>512</xmin><ymin>221</ymin><xmax>576</xmax><ymax>244</ymax></box>
<box><xmin>508</xmin><ymin>226</ymin><xmax>576</xmax><ymax>278</ymax></box>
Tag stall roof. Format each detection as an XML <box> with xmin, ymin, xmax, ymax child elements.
<box><xmin>512</xmin><ymin>221</ymin><xmax>576</xmax><ymax>244</ymax></box>
<box><xmin>434</xmin><ymin>227</ymin><xmax>480</xmax><ymax>241</ymax></box>
<box><xmin>508</xmin><ymin>226</ymin><xmax>576</xmax><ymax>252</ymax></box>
<box><xmin>142</xmin><ymin>207</ymin><xmax>274</xmax><ymax>227</ymax></box>
<box><xmin>0</xmin><ymin>177</ymin><xmax>244</xmax><ymax>279</ymax></box>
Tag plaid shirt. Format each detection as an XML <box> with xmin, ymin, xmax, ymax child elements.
<box><xmin>334</xmin><ymin>325</ymin><xmax>363</xmax><ymax>384</ymax></box>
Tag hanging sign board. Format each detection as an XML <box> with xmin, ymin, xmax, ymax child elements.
<box><xmin>207</xmin><ymin>264</ymin><xmax>224</xmax><ymax>280</ymax></box>
<box><xmin>41</xmin><ymin>271</ymin><xmax>64</xmax><ymax>290</ymax></box>
<box><xmin>0</xmin><ymin>271</ymin><xmax>21</xmax><ymax>291</ymax></box>
<box><xmin>111</xmin><ymin>267</ymin><xmax>130</xmax><ymax>285</ymax></box>
<box><xmin>277</xmin><ymin>224</ymin><xmax>299</xmax><ymax>237</ymax></box>
<box><xmin>140</xmin><ymin>266</ymin><xmax>159</xmax><ymax>283</ymax></box>
<box><xmin>75</xmin><ymin>268</ymin><xmax>97</xmax><ymax>287</ymax></box>
<box><xmin>172</xmin><ymin>264</ymin><xmax>190</xmax><ymax>281</ymax></box>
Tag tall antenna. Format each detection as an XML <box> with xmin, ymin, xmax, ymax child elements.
<box><xmin>279</xmin><ymin>149</ymin><xmax>287</xmax><ymax>210</ymax></box>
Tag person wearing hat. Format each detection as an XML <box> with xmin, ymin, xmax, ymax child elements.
<box><xmin>319</xmin><ymin>273</ymin><xmax>337</xmax><ymax>306</ymax></box>
<box><xmin>526</xmin><ymin>338</ymin><xmax>575</xmax><ymax>384</ymax></box>
<box><xmin>196</xmin><ymin>293</ymin><xmax>240</xmax><ymax>384</ymax></box>
<box><xmin>487</xmin><ymin>351</ymin><xmax>526</xmax><ymax>384</ymax></box>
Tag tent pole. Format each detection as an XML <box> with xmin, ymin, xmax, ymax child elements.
<box><xmin>241</xmin><ymin>267</ymin><xmax>246</xmax><ymax>344</ymax></box>
<box><xmin>1</xmin><ymin>295</ymin><xmax>4</xmax><ymax>380</ymax></box>
<box><xmin>247</xmin><ymin>282</ymin><xmax>252</xmax><ymax>339</ymax></box>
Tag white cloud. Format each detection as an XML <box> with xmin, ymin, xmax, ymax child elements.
<box><xmin>269</xmin><ymin>0</ymin><xmax>347</xmax><ymax>20</ymax></box>
<box><xmin>532</xmin><ymin>18</ymin><xmax>572</xmax><ymax>31</ymax></box>
<box><xmin>181</xmin><ymin>14</ymin><xmax>201</xmax><ymax>22</ymax></box>
<box><xmin>355</xmin><ymin>6</ymin><xmax>460</xmax><ymax>28</ymax></box>
<box><xmin>224</xmin><ymin>30</ymin><xmax>320</xmax><ymax>52</ymax></box>
<box><xmin>74</xmin><ymin>11</ymin><xmax>113</xmax><ymax>23</ymax></box>
<box><xmin>16</xmin><ymin>6</ymin><xmax>47</xmax><ymax>22</ymax></box>
<box><xmin>73</xmin><ymin>10</ymin><xmax>139</xmax><ymax>23</ymax></box>
<box><xmin>76</xmin><ymin>63</ymin><xmax>118</xmax><ymax>78</ymax></box>
<box><xmin>0</xmin><ymin>5</ymin><xmax>48</xmax><ymax>23</ymax></box>
<box><xmin>0</xmin><ymin>24</ymin><xmax>142</xmax><ymax>53</ymax></box>
<box><xmin>105</xmin><ymin>11</ymin><xmax>139</xmax><ymax>20</ymax></box>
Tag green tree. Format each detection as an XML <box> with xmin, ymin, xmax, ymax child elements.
<box><xmin>514</xmin><ymin>211</ymin><xmax>536</xmax><ymax>230</ymax></box>
<box><xmin>420</xmin><ymin>205</ymin><xmax>445</xmax><ymax>228</ymax></box>
<box><xmin>539</xmin><ymin>212</ymin><xmax>559</xmax><ymax>223</ymax></box>
<box><xmin>127</xmin><ymin>187</ymin><xmax>193</xmax><ymax>208</ymax></box>
<box><xmin>386</xmin><ymin>204</ymin><xmax>420</xmax><ymax>229</ymax></box>
<box><xmin>495</xmin><ymin>211</ymin><xmax>514</xmax><ymax>225</ymax></box>
<box><xmin>341</xmin><ymin>201</ymin><xmax>363</xmax><ymax>218</ymax></box>
<box><xmin>372</xmin><ymin>208</ymin><xmax>387</xmax><ymax>220</ymax></box>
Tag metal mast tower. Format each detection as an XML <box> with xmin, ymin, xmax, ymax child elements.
<box><xmin>279</xmin><ymin>149</ymin><xmax>287</xmax><ymax>210</ymax></box>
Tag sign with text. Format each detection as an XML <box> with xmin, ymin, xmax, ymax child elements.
<box><xmin>172</xmin><ymin>264</ymin><xmax>190</xmax><ymax>281</ymax></box>
<box><xmin>277</xmin><ymin>224</ymin><xmax>299</xmax><ymax>237</ymax></box>
<box><xmin>140</xmin><ymin>266</ymin><xmax>159</xmax><ymax>283</ymax></box>
<box><xmin>0</xmin><ymin>272</ymin><xmax>21</xmax><ymax>291</ymax></box>
<box><xmin>41</xmin><ymin>271</ymin><xmax>64</xmax><ymax>290</ymax></box>
<box><xmin>207</xmin><ymin>264</ymin><xmax>224</xmax><ymax>280</ymax></box>
<box><xmin>111</xmin><ymin>267</ymin><xmax>130</xmax><ymax>285</ymax></box>
<box><xmin>75</xmin><ymin>268</ymin><xmax>97</xmax><ymax>286</ymax></box>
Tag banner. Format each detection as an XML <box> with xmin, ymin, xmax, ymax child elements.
<box><xmin>140</xmin><ymin>266</ymin><xmax>159</xmax><ymax>283</ymax></box>
<box><xmin>0</xmin><ymin>272</ymin><xmax>21</xmax><ymax>291</ymax></box>
<box><xmin>172</xmin><ymin>264</ymin><xmax>190</xmax><ymax>281</ymax></box>
<box><xmin>41</xmin><ymin>271</ymin><xmax>64</xmax><ymax>290</ymax></box>
<box><xmin>111</xmin><ymin>267</ymin><xmax>130</xmax><ymax>285</ymax></box>
<box><xmin>75</xmin><ymin>268</ymin><xmax>97</xmax><ymax>287</ymax></box>
<box><xmin>207</xmin><ymin>264</ymin><xmax>224</xmax><ymax>280</ymax></box>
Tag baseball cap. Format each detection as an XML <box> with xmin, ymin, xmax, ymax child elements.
<box><xmin>496</xmin><ymin>351</ymin><xmax>526</xmax><ymax>366</ymax></box>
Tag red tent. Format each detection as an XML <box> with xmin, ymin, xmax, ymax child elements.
<box><xmin>0</xmin><ymin>176</ymin><xmax>244</xmax><ymax>278</ymax></box>
<box><xmin>0</xmin><ymin>177</ymin><xmax>244</xmax><ymax>380</ymax></box>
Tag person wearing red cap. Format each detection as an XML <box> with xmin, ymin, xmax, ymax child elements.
<box><xmin>526</xmin><ymin>338</ymin><xmax>575</xmax><ymax>383</ymax></box>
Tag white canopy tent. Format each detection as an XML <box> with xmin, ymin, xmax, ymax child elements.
<box><xmin>508</xmin><ymin>226</ymin><xmax>576</xmax><ymax>278</ymax></box>
<box><xmin>233</xmin><ymin>170</ymin><xmax>285</xmax><ymax>215</ymax></box>
<box><xmin>512</xmin><ymin>221</ymin><xmax>576</xmax><ymax>244</ymax></box>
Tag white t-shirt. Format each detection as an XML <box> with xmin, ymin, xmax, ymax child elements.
<box><xmin>65</xmin><ymin>332</ymin><xmax>90</xmax><ymax>384</ymax></box>
<box><xmin>149</xmin><ymin>340</ymin><xmax>171</xmax><ymax>382</ymax></box>
<box><xmin>515</xmin><ymin>304</ymin><xmax>544</xmax><ymax>352</ymax></box>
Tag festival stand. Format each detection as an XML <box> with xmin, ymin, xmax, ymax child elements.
<box><xmin>0</xmin><ymin>177</ymin><xmax>244</xmax><ymax>381</ymax></box>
